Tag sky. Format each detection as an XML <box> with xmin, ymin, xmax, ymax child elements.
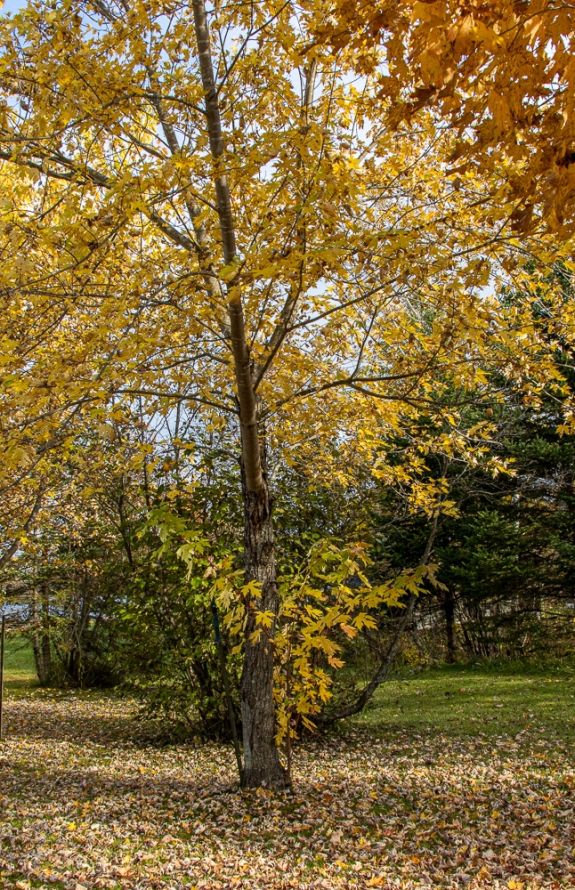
<box><xmin>2</xmin><ymin>0</ymin><xmax>26</xmax><ymax>12</ymax></box>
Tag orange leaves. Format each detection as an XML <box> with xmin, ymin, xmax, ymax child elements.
<box><xmin>310</xmin><ymin>0</ymin><xmax>575</xmax><ymax>234</ymax></box>
<box><xmin>339</xmin><ymin>622</ymin><xmax>357</xmax><ymax>639</ymax></box>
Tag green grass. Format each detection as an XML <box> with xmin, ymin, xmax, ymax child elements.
<box><xmin>352</xmin><ymin>659</ymin><xmax>575</xmax><ymax>743</ymax></box>
<box><xmin>2</xmin><ymin>633</ymin><xmax>37</xmax><ymax>689</ymax></box>
<box><xmin>3</xmin><ymin>633</ymin><xmax>574</xmax><ymax>746</ymax></box>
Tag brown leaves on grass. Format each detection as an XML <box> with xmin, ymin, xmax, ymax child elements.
<box><xmin>0</xmin><ymin>690</ymin><xmax>573</xmax><ymax>889</ymax></box>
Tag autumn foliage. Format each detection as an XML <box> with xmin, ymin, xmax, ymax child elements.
<box><xmin>311</xmin><ymin>0</ymin><xmax>575</xmax><ymax>234</ymax></box>
<box><xmin>0</xmin><ymin>0</ymin><xmax>574</xmax><ymax>786</ymax></box>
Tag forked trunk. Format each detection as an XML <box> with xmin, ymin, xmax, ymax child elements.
<box><xmin>240</xmin><ymin>471</ymin><xmax>289</xmax><ymax>789</ymax></box>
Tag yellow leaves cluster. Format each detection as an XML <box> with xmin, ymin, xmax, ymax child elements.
<box><xmin>271</xmin><ymin>539</ymin><xmax>434</xmax><ymax>746</ymax></box>
<box><xmin>1</xmin><ymin>0</ymin><xmax>574</xmax><ymax>692</ymax></box>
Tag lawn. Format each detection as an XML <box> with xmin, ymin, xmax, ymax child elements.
<box><xmin>1</xmin><ymin>633</ymin><xmax>37</xmax><ymax>692</ymax></box>
<box><xmin>0</xmin><ymin>663</ymin><xmax>573</xmax><ymax>889</ymax></box>
<box><xmin>354</xmin><ymin>660</ymin><xmax>575</xmax><ymax>741</ymax></box>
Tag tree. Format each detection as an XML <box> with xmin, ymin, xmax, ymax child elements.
<box><xmin>0</xmin><ymin>0</ymin><xmax>571</xmax><ymax>786</ymax></box>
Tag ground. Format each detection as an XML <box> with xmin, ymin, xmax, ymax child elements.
<box><xmin>0</xmin><ymin>639</ymin><xmax>574</xmax><ymax>889</ymax></box>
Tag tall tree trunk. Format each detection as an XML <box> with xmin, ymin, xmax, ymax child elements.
<box><xmin>31</xmin><ymin>584</ymin><xmax>52</xmax><ymax>685</ymax></box>
<box><xmin>240</xmin><ymin>468</ymin><xmax>288</xmax><ymax>788</ymax></box>
<box><xmin>443</xmin><ymin>588</ymin><xmax>456</xmax><ymax>663</ymax></box>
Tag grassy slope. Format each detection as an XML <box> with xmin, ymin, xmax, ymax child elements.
<box><xmin>352</xmin><ymin>660</ymin><xmax>575</xmax><ymax>743</ymax></box>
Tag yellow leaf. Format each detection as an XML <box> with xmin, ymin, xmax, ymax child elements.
<box><xmin>220</xmin><ymin>256</ymin><xmax>241</xmax><ymax>282</ymax></box>
<box><xmin>419</xmin><ymin>49</ymin><xmax>443</xmax><ymax>87</ymax></box>
<box><xmin>412</xmin><ymin>1</ymin><xmax>443</xmax><ymax>23</ymax></box>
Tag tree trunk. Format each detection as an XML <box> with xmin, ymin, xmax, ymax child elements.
<box><xmin>191</xmin><ymin>0</ymin><xmax>288</xmax><ymax>787</ymax></box>
<box><xmin>240</xmin><ymin>468</ymin><xmax>289</xmax><ymax>789</ymax></box>
<box><xmin>443</xmin><ymin>588</ymin><xmax>456</xmax><ymax>663</ymax></box>
<box><xmin>31</xmin><ymin>584</ymin><xmax>52</xmax><ymax>685</ymax></box>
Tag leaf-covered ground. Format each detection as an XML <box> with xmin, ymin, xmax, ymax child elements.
<box><xmin>1</xmin><ymin>667</ymin><xmax>574</xmax><ymax>889</ymax></box>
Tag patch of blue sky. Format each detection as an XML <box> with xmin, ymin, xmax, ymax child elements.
<box><xmin>1</xmin><ymin>0</ymin><xmax>27</xmax><ymax>15</ymax></box>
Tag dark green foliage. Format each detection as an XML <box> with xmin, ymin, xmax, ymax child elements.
<box><xmin>116</xmin><ymin>523</ymin><xmax>240</xmax><ymax>742</ymax></box>
<box><xmin>369</xmin><ymin>402</ymin><xmax>575</xmax><ymax>665</ymax></box>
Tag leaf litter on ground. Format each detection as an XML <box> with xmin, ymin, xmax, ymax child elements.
<box><xmin>0</xmin><ymin>685</ymin><xmax>573</xmax><ymax>889</ymax></box>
